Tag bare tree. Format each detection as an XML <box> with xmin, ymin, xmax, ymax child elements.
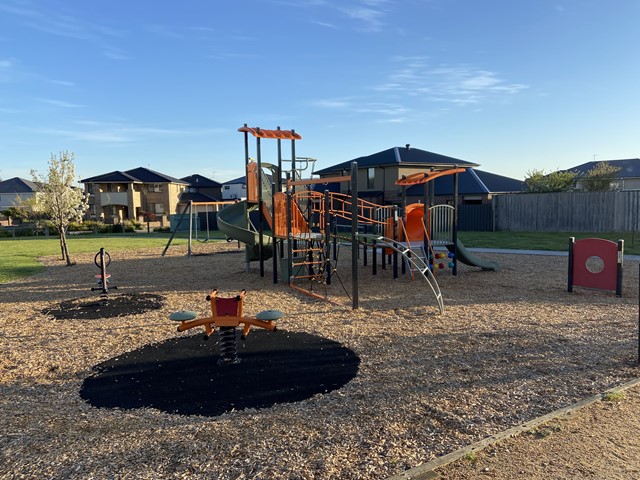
<box><xmin>31</xmin><ymin>151</ymin><xmax>89</xmax><ymax>266</ymax></box>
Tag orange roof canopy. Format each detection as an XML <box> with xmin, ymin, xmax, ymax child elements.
<box><xmin>395</xmin><ymin>167</ymin><xmax>467</xmax><ymax>186</ymax></box>
<box><xmin>238</xmin><ymin>126</ymin><xmax>302</xmax><ymax>140</ymax></box>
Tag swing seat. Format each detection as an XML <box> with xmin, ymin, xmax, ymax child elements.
<box><xmin>95</xmin><ymin>274</ymin><xmax>111</xmax><ymax>279</ymax></box>
<box><xmin>256</xmin><ymin>309</ymin><xmax>284</xmax><ymax>321</ymax></box>
<box><xmin>169</xmin><ymin>310</ymin><xmax>198</xmax><ymax>322</ymax></box>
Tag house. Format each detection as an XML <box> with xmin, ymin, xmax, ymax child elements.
<box><xmin>179</xmin><ymin>174</ymin><xmax>223</xmax><ymax>204</ymax></box>
<box><xmin>80</xmin><ymin>167</ymin><xmax>188</xmax><ymax>224</ymax></box>
<box><xmin>567</xmin><ymin>158</ymin><xmax>640</xmax><ymax>191</ymax></box>
<box><xmin>313</xmin><ymin>145</ymin><xmax>523</xmax><ymax>205</ymax></box>
<box><xmin>221</xmin><ymin>176</ymin><xmax>248</xmax><ymax>200</ymax></box>
<box><xmin>0</xmin><ymin>177</ymin><xmax>41</xmax><ymax>225</ymax></box>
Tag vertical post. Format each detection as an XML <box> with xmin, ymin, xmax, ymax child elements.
<box><xmin>272</xmin><ymin>182</ymin><xmax>278</xmax><ymax>284</ymax></box>
<box><xmin>324</xmin><ymin>190</ymin><xmax>332</xmax><ymax>285</ymax></box>
<box><xmin>616</xmin><ymin>239</ymin><xmax>624</xmax><ymax>297</ymax></box>
<box><xmin>452</xmin><ymin>167</ymin><xmax>459</xmax><ymax>276</ymax></box>
<box><xmin>286</xmin><ymin>173</ymin><xmax>293</xmax><ymax>285</ymax></box>
<box><xmin>291</xmin><ymin>130</ymin><xmax>297</xmax><ymax>196</ymax></box>
<box><xmin>188</xmin><ymin>200</ymin><xmax>193</xmax><ymax>258</ymax></box>
<box><xmin>637</xmin><ymin>263</ymin><xmax>639</xmax><ymax>366</ymax></box>
<box><xmin>393</xmin><ymin>206</ymin><xmax>398</xmax><ymax>279</ymax></box>
<box><xmin>256</xmin><ymin>129</ymin><xmax>264</xmax><ymax>277</ymax></box>
<box><xmin>277</xmin><ymin>126</ymin><xmax>284</xmax><ymax>259</ymax></box>
<box><xmin>351</xmin><ymin>161</ymin><xmax>359</xmax><ymax>309</ymax></box>
<box><xmin>567</xmin><ymin>236</ymin><xmax>575</xmax><ymax>292</ymax></box>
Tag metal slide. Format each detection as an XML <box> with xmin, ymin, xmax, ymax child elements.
<box><xmin>448</xmin><ymin>240</ymin><xmax>500</xmax><ymax>272</ymax></box>
<box><xmin>356</xmin><ymin>233</ymin><xmax>444</xmax><ymax>314</ymax></box>
<box><xmin>217</xmin><ymin>200</ymin><xmax>273</xmax><ymax>261</ymax></box>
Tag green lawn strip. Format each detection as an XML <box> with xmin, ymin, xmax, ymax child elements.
<box><xmin>458</xmin><ymin>231</ymin><xmax>640</xmax><ymax>255</ymax></box>
<box><xmin>0</xmin><ymin>234</ymin><xmax>193</xmax><ymax>284</ymax></box>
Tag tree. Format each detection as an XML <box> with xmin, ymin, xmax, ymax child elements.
<box><xmin>524</xmin><ymin>168</ymin><xmax>576</xmax><ymax>193</ymax></box>
<box><xmin>579</xmin><ymin>162</ymin><xmax>621</xmax><ymax>192</ymax></box>
<box><xmin>31</xmin><ymin>151</ymin><xmax>89</xmax><ymax>265</ymax></box>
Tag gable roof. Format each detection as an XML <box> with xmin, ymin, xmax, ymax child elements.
<box><xmin>223</xmin><ymin>176</ymin><xmax>246</xmax><ymax>186</ymax></box>
<box><xmin>179</xmin><ymin>192</ymin><xmax>220</xmax><ymax>203</ymax></box>
<box><xmin>567</xmin><ymin>159</ymin><xmax>640</xmax><ymax>178</ymax></box>
<box><xmin>0</xmin><ymin>177</ymin><xmax>39</xmax><ymax>194</ymax></box>
<box><xmin>181</xmin><ymin>174</ymin><xmax>222</xmax><ymax>188</ymax></box>
<box><xmin>406</xmin><ymin>169</ymin><xmax>525</xmax><ymax>196</ymax></box>
<box><xmin>81</xmin><ymin>167</ymin><xmax>188</xmax><ymax>184</ymax></box>
<box><xmin>314</xmin><ymin>146</ymin><xmax>479</xmax><ymax>175</ymax></box>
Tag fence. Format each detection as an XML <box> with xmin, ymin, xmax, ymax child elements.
<box><xmin>494</xmin><ymin>191</ymin><xmax>640</xmax><ymax>232</ymax></box>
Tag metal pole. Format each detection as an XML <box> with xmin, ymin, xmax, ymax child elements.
<box><xmin>188</xmin><ymin>200</ymin><xmax>193</xmax><ymax>258</ymax></box>
<box><xmin>324</xmin><ymin>190</ymin><xmax>332</xmax><ymax>285</ymax></box>
<box><xmin>351</xmin><ymin>161</ymin><xmax>359</xmax><ymax>309</ymax></box>
<box><xmin>452</xmin><ymin>167</ymin><xmax>459</xmax><ymax>276</ymax></box>
<box><xmin>286</xmin><ymin>173</ymin><xmax>293</xmax><ymax>284</ymax></box>
<box><xmin>567</xmin><ymin>236</ymin><xmax>575</xmax><ymax>292</ymax></box>
<box><xmin>272</xmin><ymin>182</ymin><xmax>278</xmax><ymax>284</ymax></box>
<box><xmin>256</xmin><ymin>129</ymin><xmax>264</xmax><ymax>277</ymax></box>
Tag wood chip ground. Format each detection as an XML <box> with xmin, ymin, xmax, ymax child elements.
<box><xmin>1</xmin><ymin>242</ymin><xmax>638</xmax><ymax>479</ymax></box>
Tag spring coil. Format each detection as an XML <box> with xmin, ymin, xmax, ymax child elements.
<box><xmin>218</xmin><ymin>326</ymin><xmax>239</xmax><ymax>364</ymax></box>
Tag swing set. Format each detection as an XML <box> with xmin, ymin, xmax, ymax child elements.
<box><xmin>162</xmin><ymin>200</ymin><xmax>235</xmax><ymax>256</ymax></box>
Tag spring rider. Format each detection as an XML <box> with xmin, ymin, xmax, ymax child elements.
<box><xmin>169</xmin><ymin>289</ymin><xmax>283</xmax><ymax>365</ymax></box>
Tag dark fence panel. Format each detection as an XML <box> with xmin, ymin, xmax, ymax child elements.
<box><xmin>458</xmin><ymin>204</ymin><xmax>494</xmax><ymax>231</ymax></box>
<box><xmin>494</xmin><ymin>191</ymin><xmax>640</xmax><ymax>232</ymax></box>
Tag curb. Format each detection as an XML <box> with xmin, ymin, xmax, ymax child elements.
<box><xmin>386</xmin><ymin>377</ymin><xmax>640</xmax><ymax>480</ymax></box>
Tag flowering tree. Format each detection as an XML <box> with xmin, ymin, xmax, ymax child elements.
<box><xmin>31</xmin><ymin>151</ymin><xmax>89</xmax><ymax>265</ymax></box>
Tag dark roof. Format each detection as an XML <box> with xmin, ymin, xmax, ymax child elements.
<box><xmin>81</xmin><ymin>167</ymin><xmax>188</xmax><ymax>184</ymax></box>
<box><xmin>567</xmin><ymin>159</ymin><xmax>640</xmax><ymax>178</ymax></box>
<box><xmin>181</xmin><ymin>174</ymin><xmax>222</xmax><ymax>188</ymax></box>
<box><xmin>407</xmin><ymin>169</ymin><xmax>525</xmax><ymax>196</ymax></box>
<box><xmin>0</xmin><ymin>177</ymin><xmax>39</xmax><ymax>193</ymax></box>
<box><xmin>179</xmin><ymin>192</ymin><xmax>220</xmax><ymax>203</ymax></box>
<box><xmin>223</xmin><ymin>176</ymin><xmax>247</xmax><ymax>185</ymax></box>
<box><xmin>314</xmin><ymin>146</ymin><xmax>479</xmax><ymax>175</ymax></box>
<box><xmin>81</xmin><ymin>171</ymin><xmax>139</xmax><ymax>183</ymax></box>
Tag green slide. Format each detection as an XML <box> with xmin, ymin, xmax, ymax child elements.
<box><xmin>447</xmin><ymin>239</ymin><xmax>500</xmax><ymax>272</ymax></box>
<box><xmin>217</xmin><ymin>200</ymin><xmax>273</xmax><ymax>261</ymax></box>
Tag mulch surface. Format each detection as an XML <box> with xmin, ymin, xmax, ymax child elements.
<box><xmin>80</xmin><ymin>330</ymin><xmax>360</xmax><ymax>416</ymax></box>
<box><xmin>43</xmin><ymin>293</ymin><xmax>165</xmax><ymax>320</ymax></box>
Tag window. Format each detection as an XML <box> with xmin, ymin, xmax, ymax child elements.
<box><xmin>224</xmin><ymin>185</ymin><xmax>231</xmax><ymax>190</ymax></box>
<box><xmin>241</xmin><ymin>184</ymin><xmax>246</xmax><ymax>189</ymax></box>
<box><xmin>147</xmin><ymin>184</ymin><xmax>162</xmax><ymax>192</ymax></box>
<box><xmin>86</xmin><ymin>184</ymin><xmax>94</xmax><ymax>194</ymax></box>
<box><xmin>367</xmin><ymin>168</ymin><xmax>375</xmax><ymax>190</ymax></box>
<box><xmin>153</xmin><ymin>203</ymin><xmax>164</xmax><ymax>214</ymax></box>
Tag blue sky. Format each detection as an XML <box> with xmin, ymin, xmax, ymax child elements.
<box><xmin>1</xmin><ymin>0</ymin><xmax>638</xmax><ymax>184</ymax></box>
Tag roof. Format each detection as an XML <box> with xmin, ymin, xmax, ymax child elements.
<box><xmin>179</xmin><ymin>192</ymin><xmax>220</xmax><ymax>203</ymax></box>
<box><xmin>181</xmin><ymin>174</ymin><xmax>222</xmax><ymax>188</ymax></box>
<box><xmin>567</xmin><ymin>159</ymin><xmax>640</xmax><ymax>178</ymax></box>
<box><xmin>81</xmin><ymin>167</ymin><xmax>188</xmax><ymax>184</ymax></box>
<box><xmin>223</xmin><ymin>176</ymin><xmax>247</xmax><ymax>186</ymax></box>
<box><xmin>407</xmin><ymin>169</ymin><xmax>525</xmax><ymax>196</ymax></box>
<box><xmin>314</xmin><ymin>145</ymin><xmax>479</xmax><ymax>175</ymax></box>
<box><xmin>0</xmin><ymin>177</ymin><xmax>39</xmax><ymax>194</ymax></box>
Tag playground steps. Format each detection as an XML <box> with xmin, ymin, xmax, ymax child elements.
<box><xmin>356</xmin><ymin>233</ymin><xmax>444</xmax><ymax>314</ymax></box>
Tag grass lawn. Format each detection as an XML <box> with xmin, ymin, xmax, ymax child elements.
<box><xmin>0</xmin><ymin>233</ymin><xmax>195</xmax><ymax>284</ymax></box>
<box><xmin>1</xmin><ymin>230</ymin><xmax>638</xmax><ymax>284</ymax></box>
<box><xmin>458</xmin><ymin>231</ymin><xmax>640</xmax><ymax>255</ymax></box>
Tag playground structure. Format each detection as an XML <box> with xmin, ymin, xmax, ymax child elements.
<box><xmin>92</xmin><ymin>247</ymin><xmax>117</xmax><ymax>295</ymax></box>
<box><xmin>568</xmin><ymin>237</ymin><xmax>623</xmax><ymax>297</ymax></box>
<box><xmin>203</xmin><ymin>125</ymin><xmax>500</xmax><ymax>313</ymax></box>
<box><xmin>170</xmin><ymin>289</ymin><xmax>283</xmax><ymax>365</ymax></box>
